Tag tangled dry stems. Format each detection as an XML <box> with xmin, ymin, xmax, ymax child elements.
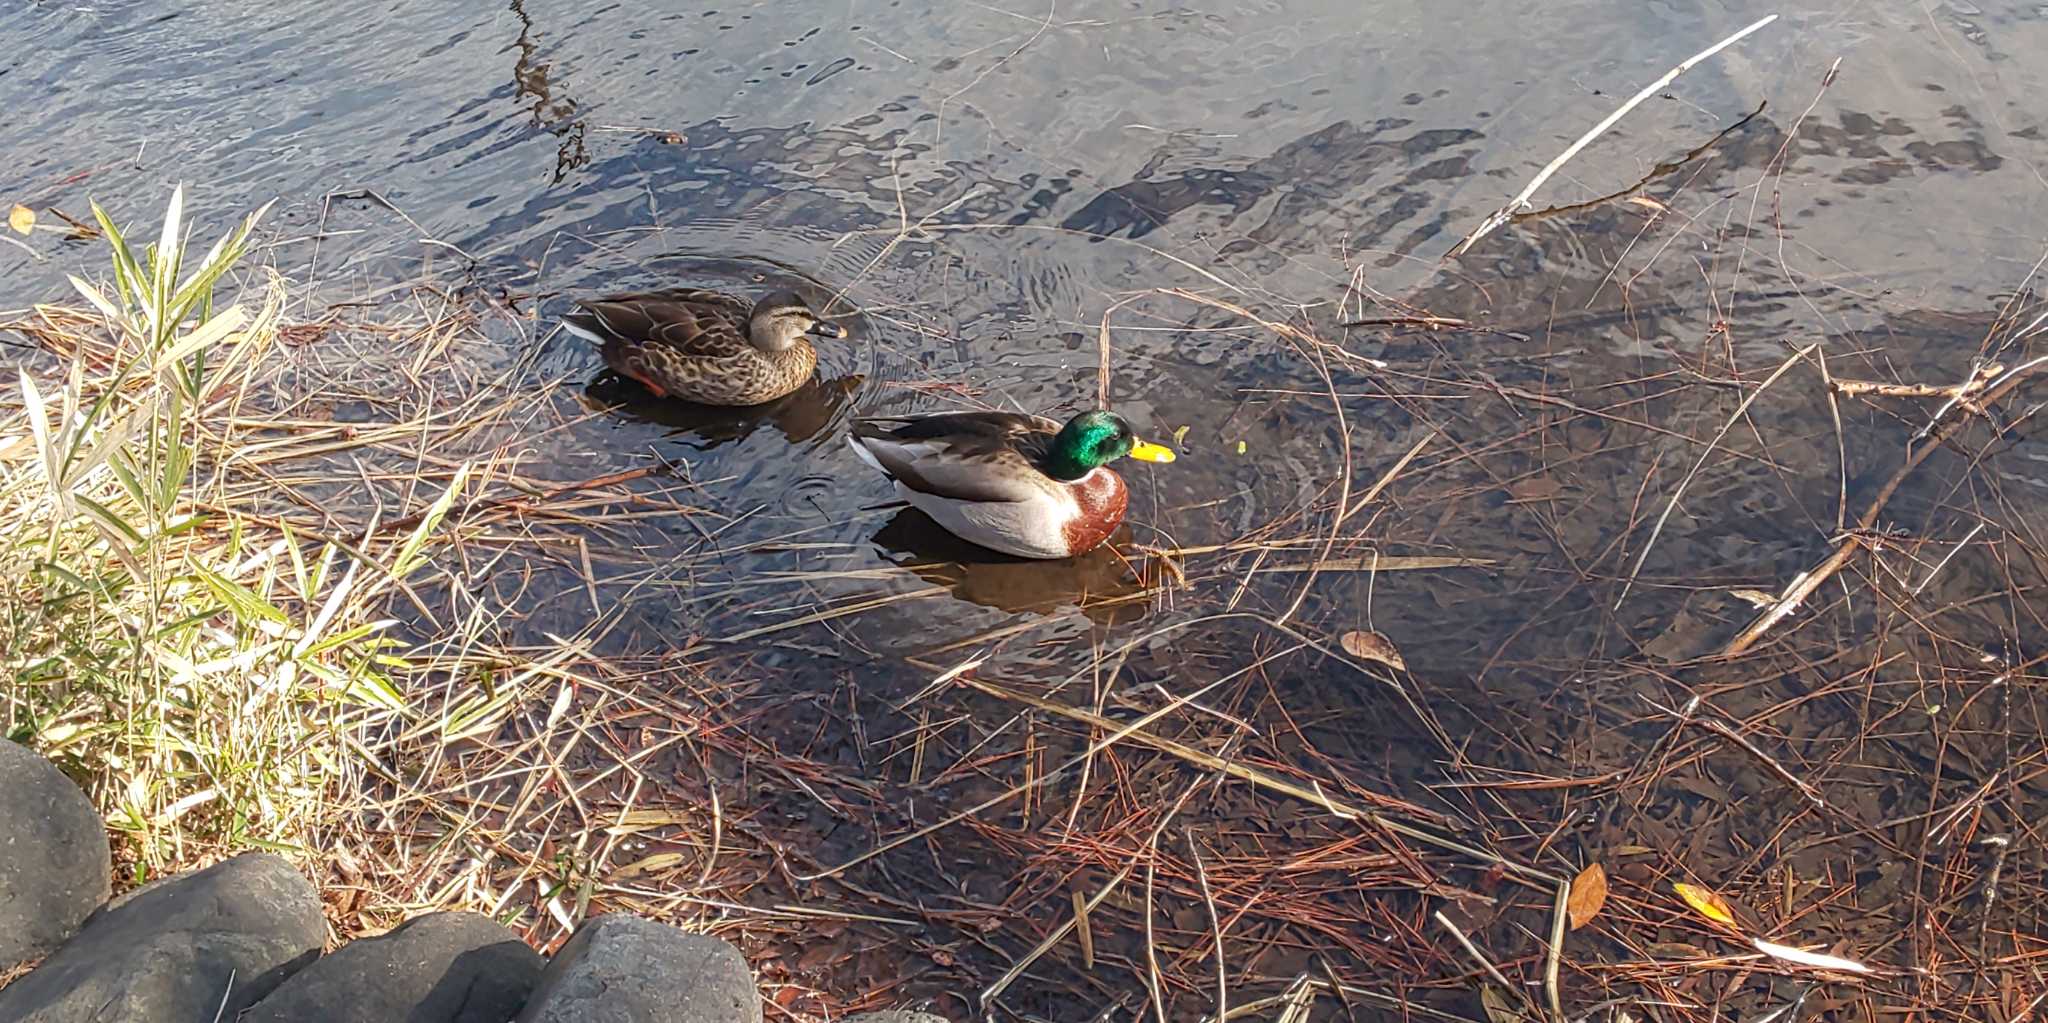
<box><xmin>4</xmin><ymin>167</ymin><xmax>2047</xmax><ymax>1023</ymax></box>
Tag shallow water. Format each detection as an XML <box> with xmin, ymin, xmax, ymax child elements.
<box><xmin>6</xmin><ymin>0</ymin><xmax>2048</xmax><ymax>1017</ymax></box>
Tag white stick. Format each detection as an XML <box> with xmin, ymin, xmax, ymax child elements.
<box><xmin>1449</xmin><ymin>13</ymin><xmax>1780</xmax><ymax>257</ymax></box>
<box><xmin>1752</xmin><ymin>938</ymin><xmax>1874</xmax><ymax>975</ymax></box>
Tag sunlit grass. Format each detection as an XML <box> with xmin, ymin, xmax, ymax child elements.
<box><xmin>0</xmin><ymin>187</ymin><xmax>751</xmax><ymax>947</ymax></box>
<box><xmin>0</xmin><ymin>188</ymin><xmax>468</xmax><ymax>878</ymax></box>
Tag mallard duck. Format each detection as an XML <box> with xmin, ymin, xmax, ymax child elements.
<box><xmin>561</xmin><ymin>287</ymin><xmax>845</xmax><ymax>406</ymax></box>
<box><xmin>846</xmin><ymin>409</ymin><xmax>1176</xmax><ymax>559</ymax></box>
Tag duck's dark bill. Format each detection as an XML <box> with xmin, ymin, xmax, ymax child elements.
<box><xmin>1129</xmin><ymin>440</ymin><xmax>1176</xmax><ymax>463</ymax></box>
<box><xmin>809</xmin><ymin>321</ymin><xmax>848</xmax><ymax>338</ymax></box>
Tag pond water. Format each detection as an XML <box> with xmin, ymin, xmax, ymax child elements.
<box><xmin>5</xmin><ymin>0</ymin><xmax>2048</xmax><ymax>1019</ymax></box>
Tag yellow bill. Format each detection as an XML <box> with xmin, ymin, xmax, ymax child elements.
<box><xmin>1128</xmin><ymin>439</ymin><xmax>1176</xmax><ymax>463</ymax></box>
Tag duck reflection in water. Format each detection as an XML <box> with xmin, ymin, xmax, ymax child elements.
<box><xmin>582</xmin><ymin>371</ymin><xmax>863</xmax><ymax>450</ymax></box>
<box><xmin>868</xmin><ymin>508</ymin><xmax>1150</xmax><ymax>624</ymax></box>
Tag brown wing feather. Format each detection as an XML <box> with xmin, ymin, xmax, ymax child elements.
<box><xmin>572</xmin><ymin>290</ymin><xmax>751</xmax><ymax>358</ymax></box>
<box><xmin>850</xmin><ymin>412</ymin><xmax>1062</xmax><ymax>503</ymax></box>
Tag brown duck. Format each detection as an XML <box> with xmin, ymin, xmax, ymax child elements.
<box><xmin>561</xmin><ymin>287</ymin><xmax>846</xmax><ymax>406</ymax></box>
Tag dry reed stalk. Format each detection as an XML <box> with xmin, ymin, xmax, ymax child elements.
<box><xmin>1725</xmin><ymin>353</ymin><xmax>2048</xmax><ymax>654</ymax></box>
<box><xmin>1449</xmin><ymin>13</ymin><xmax>1781</xmax><ymax>257</ymax></box>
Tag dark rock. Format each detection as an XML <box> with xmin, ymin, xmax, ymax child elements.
<box><xmin>0</xmin><ymin>739</ymin><xmax>111</xmax><ymax>972</ymax></box>
<box><xmin>0</xmin><ymin>851</ymin><xmax>323</xmax><ymax>1023</ymax></box>
<box><xmin>242</xmin><ymin>911</ymin><xmax>543</xmax><ymax>1023</ymax></box>
<box><xmin>516</xmin><ymin>914</ymin><xmax>758</xmax><ymax>1023</ymax></box>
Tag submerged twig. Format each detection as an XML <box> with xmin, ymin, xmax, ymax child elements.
<box><xmin>979</xmin><ymin>779</ymin><xmax>1203</xmax><ymax>1013</ymax></box>
<box><xmin>1648</xmin><ymin>696</ymin><xmax>1856</xmax><ymax>826</ymax></box>
<box><xmin>1432</xmin><ymin>911</ymin><xmax>1530</xmax><ymax>1010</ymax></box>
<box><xmin>1617</xmin><ymin>343</ymin><xmax>1816</xmax><ymax>609</ymax></box>
<box><xmin>1725</xmin><ymin>352</ymin><xmax>2048</xmax><ymax>654</ymax></box>
<box><xmin>1187</xmin><ymin>831</ymin><xmax>1227</xmax><ymax>1022</ymax></box>
<box><xmin>1508</xmin><ymin>100</ymin><xmax>1767</xmax><ymax>230</ymax></box>
<box><xmin>1449</xmin><ymin>13</ymin><xmax>1780</xmax><ymax>257</ymax></box>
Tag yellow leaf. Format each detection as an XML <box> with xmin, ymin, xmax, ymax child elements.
<box><xmin>1567</xmin><ymin>863</ymin><xmax>1608</xmax><ymax>930</ymax></box>
<box><xmin>1674</xmin><ymin>882</ymin><xmax>1738</xmax><ymax>927</ymax></box>
<box><xmin>1172</xmin><ymin>425</ymin><xmax>1190</xmax><ymax>445</ymax></box>
<box><xmin>1235</xmin><ymin>440</ymin><xmax>1247</xmax><ymax>455</ymax></box>
<box><xmin>1339</xmin><ymin>629</ymin><xmax>1406</xmax><ymax>670</ymax></box>
<box><xmin>8</xmin><ymin>204</ymin><xmax>33</xmax><ymax>235</ymax></box>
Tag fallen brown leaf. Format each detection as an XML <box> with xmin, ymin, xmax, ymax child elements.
<box><xmin>1567</xmin><ymin>862</ymin><xmax>1608</xmax><ymax>929</ymax></box>
<box><xmin>1340</xmin><ymin>629</ymin><xmax>1406</xmax><ymax>670</ymax></box>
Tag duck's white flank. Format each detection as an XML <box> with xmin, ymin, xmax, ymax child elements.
<box><xmin>844</xmin><ymin>434</ymin><xmax>1085</xmax><ymax>558</ymax></box>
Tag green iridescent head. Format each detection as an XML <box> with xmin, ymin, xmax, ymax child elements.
<box><xmin>1042</xmin><ymin>410</ymin><xmax>1176</xmax><ymax>481</ymax></box>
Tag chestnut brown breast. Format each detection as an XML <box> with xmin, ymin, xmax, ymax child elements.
<box><xmin>1058</xmin><ymin>469</ymin><xmax>1130</xmax><ymax>556</ymax></box>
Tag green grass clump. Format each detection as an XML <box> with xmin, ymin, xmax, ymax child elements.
<box><xmin>0</xmin><ymin>188</ymin><xmax>465</xmax><ymax>878</ymax></box>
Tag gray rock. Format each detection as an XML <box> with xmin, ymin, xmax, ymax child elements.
<box><xmin>242</xmin><ymin>911</ymin><xmax>543</xmax><ymax>1023</ymax></box>
<box><xmin>0</xmin><ymin>851</ymin><xmax>323</xmax><ymax>1022</ymax></box>
<box><xmin>0</xmin><ymin>739</ymin><xmax>111</xmax><ymax>972</ymax></box>
<box><xmin>516</xmin><ymin>914</ymin><xmax>758</xmax><ymax>1023</ymax></box>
